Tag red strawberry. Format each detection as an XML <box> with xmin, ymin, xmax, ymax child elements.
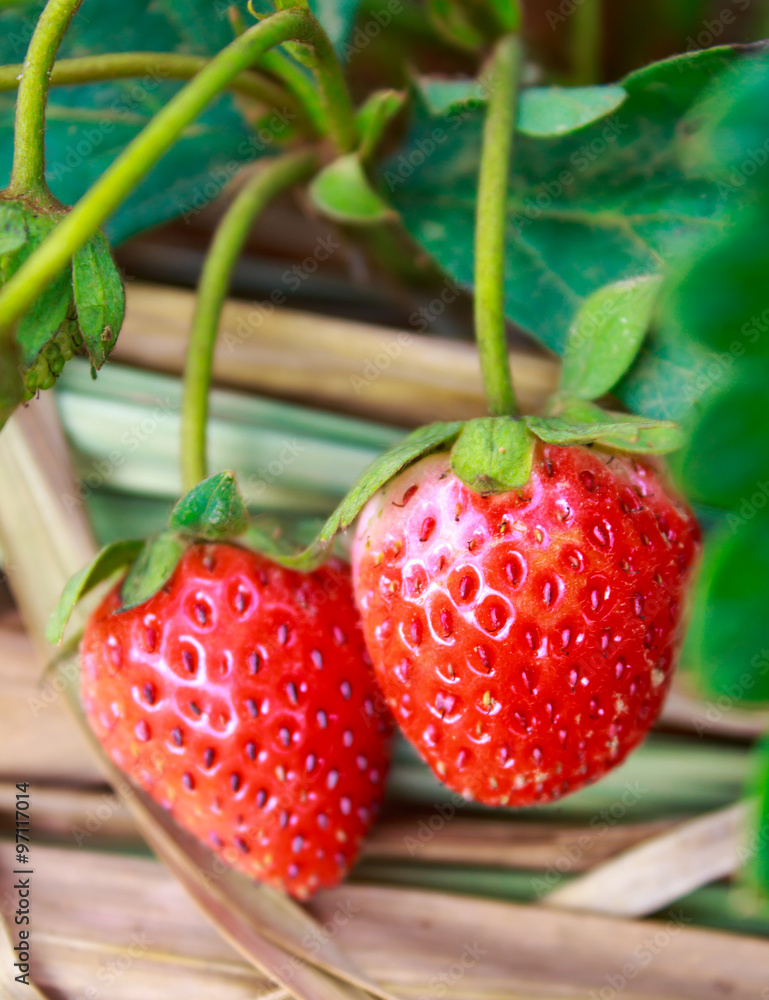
<box><xmin>80</xmin><ymin>543</ymin><xmax>391</xmax><ymax>899</ymax></box>
<box><xmin>352</xmin><ymin>443</ymin><xmax>699</xmax><ymax>806</ymax></box>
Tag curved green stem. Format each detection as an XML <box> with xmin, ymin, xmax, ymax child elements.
<box><xmin>259</xmin><ymin>47</ymin><xmax>326</xmax><ymax>136</ymax></box>
<box><xmin>474</xmin><ymin>34</ymin><xmax>521</xmax><ymax>418</ymax></box>
<box><xmin>9</xmin><ymin>0</ymin><xmax>83</xmax><ymax>204</ymax></box>
<box><xmin>291</xmin><ymin>19</ymin><xmax>356</xmax><ymax>152</ymax></box>
<box><xmin>181</xmin><ymin>149</ymin><xmax>318</xmax><ymax>490</ymax></box>
<box><xmin>0</xmin><ymin>7</ymin><xmax>352</xmax><ymax>339</ymax></box>
<box><xmin>0</xmin><ymin>52</ymin><xmax>306</xmax><ymax>124</ymax></box>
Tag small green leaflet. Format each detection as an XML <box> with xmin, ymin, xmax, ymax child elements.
<box><xmin>15</xmin><ymin>257</ymin><xmax>72</xmax><ymax>367</ymax></box>
<box><xmin>561</xmin><ymin>274</ymin><xmax>663</xmax><ymax>400</ymax></box>
<box><xmin>450</xmin><ymin>417</ymin><xmax>534</xmax><ymax>493</ymax></box>
<box><xmin>517</xmin><ymin>85</ymin><xmax>627</xmax><ymax>137</ymax></box>
<box><xmin>72</xmin><ymin>232</ymin><xmax>126</xmax><ymax>368</ymax></box>
<box><xmin>120</xmin><ymin>532</ymin><xmax>186</xmax><ymax>610</ymax></box>
<box><xmin>309</xmin><ymin>154</ymin><xmax>393</xmax><ymax>224</ymax></box>
<box><xmin>169</xmin><ymin>471</ymin><xmax>250</xmax><ymax>540</ymax></box>
<box><xmin>272</xmin><ymin>421</ymin><xmax>463</xmax><ymax>570</ymax></box>
<box><xmin>526</xmin><ymin>400</ymin><xmax>684</xmax><ymax>454</ymax></box>
<box><xmin>415</xmin><ymin>76</ymin><xmax>627</xmax><ymax>136</ymax></box>
<box><xmin>356</xmin><ymin>89</ymin><xmax>406</xmax><ymax>162</ymax></box>
<box><xmin>46</xmin><ymin>538</ymin><xmax>144</xmax><ymax>644</ymax></box>
<box><xmin>0</xmin><ymin>200</ymin><xmax>28</xmax><ymax>256</ymax></box>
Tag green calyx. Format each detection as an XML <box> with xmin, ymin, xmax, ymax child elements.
<box><xmin>47</xmin><ymin>471</ymin><xmax>250</xmax><ymax>644</ymax></box>
<box><xmin>169</xmin><ymin>470</ymin><xmax>250</xmax><ymax>539</ymax></box>
<box><xmin>450</xmin><ymin>417</ymin><xmax>534</xmax><ymax>493</ymax></box>
<box><xmin>0</xmin><ymin>196</ymin><xmax>125</xmax><ymax>416</ymax></box>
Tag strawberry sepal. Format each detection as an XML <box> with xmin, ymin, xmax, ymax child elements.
<box><xmin>449</xmin><ymin>416</ymin><xmax>535</xmax><ymax>494</ymax></box>
<box><xmin>526</xmin><ymin>398</ymin><xmax>685</xmax><ymax>454</ymax></box>
<box><xmin>46</xmin><ymin>538</ymin><xmax>145</xmax><ymax>645</ymax></box>
<box><xmin>169</xmin><ymin>470</ymin><xmax>250</xmax><ymax>540</ymax></box>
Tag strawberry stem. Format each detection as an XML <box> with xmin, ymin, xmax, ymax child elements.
<box><xmin>0</xmin><ymin>53</ymin><xmax>309</xmax><ymax>130</ymax></box>
<box><xmin>0</xmin><ymin>7</ymin><xmax>354</xmax><ymax>339</ymax></box>
<box><xmin>181</xmin><ymin>149</ymin><xmax>319</xmax><ymax>491</ymax></box>
<box><xmin>474</xmin><ymin>33</ymin><xmax>521</xmax><ymax>418</ymax></box>
<box><xmin>8</xmin><ymin>0</ymin><xmax>83</xmax><ymax>207</ymax></box>
<box><xmin>571</xmin><ymin>0</ymin><xmax>603</xmax><ymax>85</ymax></box>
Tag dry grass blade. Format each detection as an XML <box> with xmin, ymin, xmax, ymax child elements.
<box><xmin>112</xmin><ymin>283</ymin><xmax>558</xmax><ymax>426</ymax></box>
<box><xmin>25</xmin><ymin>841</ymin><xmax>769</xmax><ymax>1000</ymax></box>
<box><xmin>0</xmin><ymin>395</ymin><xmax>95</xmax><ymax>650</ymax></box>
<box><xmin>0</xmin><ymin>402</ymin><xmax>397</xmax><ymax>1000</ymax></box>
<box><xmin>361</xmin><ymin>814</ymin><xmax>673</xmax><ymax>870</ymax></box>
<box><xmin>546</xmin><ymin>802</ymin><xmax>749</xmax><ymax>917</ymax></box>
<box><xmin>0</xmin><ymin>777</ymin><xmax>674</xmax><ymax>872</ymax></box>
<box><xmin>660</xmin><ymin>685</ymin><xmax>769</xmax><ymax>740</ymax></box>
<box><xmin>55</xmin><ymin>663</ymin><xmax>398</xmax><ymax>1000</ymax></box>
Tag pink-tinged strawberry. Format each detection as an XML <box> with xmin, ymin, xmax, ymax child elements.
<box><xmin>352</xmin><ymin>443</ymin><xmax>699</xmax><ymax>806</ymax></box>
<box><xmin>80</xmin><ymin>543</ymin><xmax>391</xmax><ymax>899</ymax></box>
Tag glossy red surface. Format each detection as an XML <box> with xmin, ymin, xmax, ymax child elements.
<box><xmin>81</xmin><ymin>543</ymin><xmax>391</xmax><ymax>898</ymax></box>
<box><xmin>352</xmin><ymin>444</ymin><xmax>700</xmax><ymax>806</ymax></box>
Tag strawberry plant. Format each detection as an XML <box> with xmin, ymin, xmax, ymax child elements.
<box><xmin>1</xmin><ymin>0</ymin><xmax>768</xmax><ymax>907</ymax></box>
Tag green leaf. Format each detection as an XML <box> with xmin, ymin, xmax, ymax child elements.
<box><xmin>526</xmin><ymin>400</ymin><xmax>684</xmax><ymax>453</ymax></box>
<box><xmin>274</xmin><ymin>420</ymin><xmax>463</xmax><ymax>569</ymax></box>
<box><xmin>517</xmin><ymin>85</ymin><xmax>627</xmax><ymax>137</ymax></box>
<box><xmin>0</xmin><ymin>199</ymin><xmax>28</xmax><ymax>255</ymax></box>
<box><xmin>0</xmin><ymin>1</ymin><xmax>273</xmax><ymax>244</ymax></box>
<box><xmin>687</xmin><ymin>516</ymin><xmax>769</xmax><ymax>704</ymax></box>
<box><xmin>120</xmin><ymin>532</ymin><xmax>186</xmax><ymax>609</ymax></box>
<box><xmin>561</xmin><ymin>274</ymin><xmax>663</xmax><ymax>400</ymax></box>
<box><xmin>309</xmin><ymin>154</ymin><xmax>393</xmax><ymax>224</ymax></box>
<box><xmin>415</xmin><ymin>76</ymin><xmax>486</xmax><ymax>117</ymax></box>
<box><xmin>169</xmin><ymin>470</ymin><xmax>249</xmax><ymax>540</ymax></box>
<box><xmin>72</xmin><ymin>231</ymin><xmax>125</xmax><ymax>368</ymax></box>
<box><xmin>46</xmin><ymin>538</ymin><xmax>144</xmax><ymax>644</ymax></box>
<box><xmin>450</xmin><ymin>417</ymin><xmax>534</xmax><ymax>493</ymax></box>
<box><xmin>356</xmin><ymin>89</ymin><xmax>406</xmax><ymax>162</ymax></box>
<box><xmin>680</xmin><ymin>52</ymin><xmax>769</xmax><ymax>182</ymax></box>
<box><xmin>676</xmin><ymin>367</ymin><xmax>769</xmax><ymax>508</ymax></box>
<box><xmin>385</xmin><ymin>45</ymin><xmax>749</xmax><ymax>421</ymax></box>
<box><xmin>415</xmin><ymin>78</ymin><xmax>626</xmax><ymax>136</ymax></box>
